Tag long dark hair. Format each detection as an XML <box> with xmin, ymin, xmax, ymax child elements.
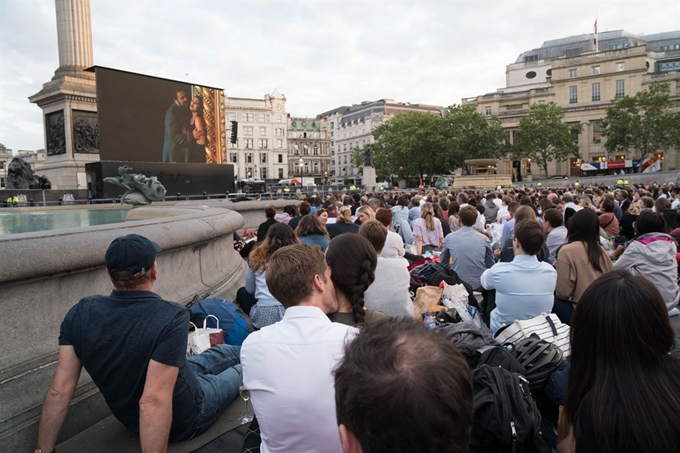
<box><xmin>635</xmin><ymin>210</ymin><xmax>667</xmax><ymax>236</ymax></box>
<box><xmin>566</xmin><ymin>209</ymin><xmax>607</xmax><ymax>272</ymax></box>
<box><xmin>325</xmin><ymin>234</ymin><xmax>377</xmax><ymax>325</ymax></box>
<box><xmin>566</xmin><ymin>270</ymin><xmax>680</xmax><ymax>452</ymax></box>
<box><xmin>249</xmin><ymin>223</ymin><xmax>299</xmax><ymax>272</ymax></box>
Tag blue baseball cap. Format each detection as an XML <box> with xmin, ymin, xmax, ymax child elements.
<box><xmin>105</xmin><ymin>234</ymin><xmax>161</xmax><ymax>278</ymax></box>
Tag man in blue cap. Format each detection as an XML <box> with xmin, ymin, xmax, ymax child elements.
<box><xmin>35</xmin><ymin>234</ymin><xmax>241</xmax><ymax>453</ymax></box>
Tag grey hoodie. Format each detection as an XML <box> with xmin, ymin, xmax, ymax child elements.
<box><xmin>613</xmin><ymin>232</ymin><xmax>680</xmax><ymax>313</ymax></box>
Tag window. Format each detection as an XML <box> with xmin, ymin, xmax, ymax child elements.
<box><xmin>538</xmin><ymin>100</ymin><xmax>545</xmax><ymax>104</ymax></box>
<box><xmin>278</xmin><ymin>168</ymin><xmax>284</xmax><ymax>179</ymax></box>
<box><xmin>343</xmin><ymin>155</ymin><xmax>347</xmax><ymax>164</ymax></box>
<box><xmin>260</xmin><ymin>168</ymin><xmax>267</xmax><ymax>179</ymax></box>
<box><xmin>591</xmin><ymin>66</ymin><xmax>600</xmax><ymax>75</ymax></box>
<box><xmin>485</xmin><ymin>107</ymin><xmax>492</xmax><ymax>116</ymax></box>
<box><xmin>228</xmin><ymin>112</ymin><xmax>236</xmax><ymax>121</ymax></box>
<box><xmin>571</xmin><ymin>127</ymin><xmax>579</xmax><ymax>145</ymax></box>
<box><xmin>244</xmin><ymin>139</ymin><xmax>254</xmax><ymax>149</ymax></box>
<box><xmin>243</xmin><ymin>126</ymin><xmax>253</xmax><ymax>136</ymax></box>
<box><xmin>229</xmin><ymin>153</ymin><xmax>238</xmax><ymax>163</ymax></box>
<box><xmin>569</xmin><ymin>86</ymin><xmax>578</xmax><ymax>104</ymax></box>
<box><xmin>592</xmin><ymin>122</ymin><xmax>602</xmax><ymax>144</ymax></box>
<box><xmin>260</xmin><ymin>153</ymin><xmax>267</xmax><ymax>164</ymax></box>
<box><xmin>615</xmin><ymin>61</ymin><xmax>625</xmax><ymax>72</ymax></box>
<box><xmin>229</xmin><ymin>141</ymin><xmax>238</xmax><ymax>148</ymax></box>
<box><xmin>275</xmin><ymin>128</ymin><xmax>284</xmax><ymax>136</ymax></box>
<box><xmin>524</xmin><ymin>55</ymin><xmax>538</xmax><ymax>62</ymax></box>
<box><xmin>245</xmin><ymin>153</ymin><xmax>253</xmax><ymax>163</ymax></box>
<box><xmin>259</xmin><ymin>114</ymin><xmax>266</xmax><ymax>122</ymax></box>
<box><xmin>615</xmin><ymin>80</ymin><xmax>625</xmax><ymax>98</ymax></box>
<box><xmin>568</xmin><ymin>69</ymin><xmax>577</xmax><ymax>78</ymax></box>
<box><xmin>278</xmin><ymin>154</ymin><xmax>283</xmax><ymax>163</ymax></box>
<box><xmin>313</xmin><ymin>162</ymin><xmax>319</xmax><ymax>173</ymax></box>
<box><xmin>565</xmin><ymin>47</ymin><xmax>582</xmax><ymax>56</ymax></box>
<box><xmin>245</xmin><ymin>167</ymin><xmax>253</xmax><ymax>178</ymax></box>
<box><xmin>242</xmin><ymin>113</ymin><xmax>254</xmax><ymax>122</ymax></box>
<box><xmin>592</xmin><ymin>82</ymin><xmax>600</xmax><ymax>101</ymax></box>
<box><xmin>276</xmin><ymin>115</ymin><xmax>282</xmax><ymax>123</ymax></box>
<box><xmin>277</xmin><ymin>139</ymin><xmax>283</xmax><ymax>148</ymax></box>
<box><xmin>660</xmin><ymin>60</ymin><xmax>680</xmax><ymax>71</ymax></box>
<box><xmin>313</xmin><ymin>145</ymin><xmax>319</xmax><ymax>155</ymax></box>
<box><xmin>259</xmin><ymin>127</ymin><xmax>266</xmax><ymax>136</ymax></box>
<box><xmin>259</xmin><ymin>139</ymin><xmax>268</xmax><ymax>149</ymax></box>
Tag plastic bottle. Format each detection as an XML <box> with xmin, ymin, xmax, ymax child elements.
<box><xmin>423</xmin><ymin>311</ymin><xmax>436</xmax><ymax>329</ymax></box>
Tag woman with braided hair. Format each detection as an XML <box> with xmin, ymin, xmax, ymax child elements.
<box><xmin>325</xmin><ymin>233</ymin><xmax>391</xmax><ymax>327</ymax></box>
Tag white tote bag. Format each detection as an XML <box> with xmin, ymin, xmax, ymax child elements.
<box><xmin>493</xmin><ymin>312</ymin><xmax>571</xmax><ymax>357</ymax></box>
<box><xmin>187</xmin><ymin>314</ymin><xmax>224</xmax><ymax>356</ymax></box>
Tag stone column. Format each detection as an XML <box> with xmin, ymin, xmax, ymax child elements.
<box><xmin>55</xmin><ymin>0</ymin><xmax>94</xmax><ymax>75</ymax></box>
<box><xmin>29</xmin><ymin>0</ymin><xmax>98</xmax><ymax>190</ymax></box>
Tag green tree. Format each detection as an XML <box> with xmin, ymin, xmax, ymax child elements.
<box><xmin>442</xmin><ymin>104</ymin><xmax>507</xmax><ymax>174</ymax></box>
<box><xmin>514</xmin><ymin>102</ymin><xmax>581</xmax><ymax>177</ymax></box>
<box><xmin>372</xmin><ymin>112</ymin><xmax>445</xmax><ymax>183</ymax></box>
<box><xmin>601</xmin><ymin>83</ymin><xmax>679</xmax><ymax>170</ymax></box>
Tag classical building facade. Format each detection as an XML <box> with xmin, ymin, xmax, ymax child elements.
<box><xmin>318</xmin><ymin>100</ymin><xmax>443</xmax><ymax>185</ymax></box>
<box><xmin>463</xmin><ymin>29</ymin><xmax>680</xmax><ymax>180</ymax></box>
<box><xmin>225</xmin><ymin>89</ymin><xmax>288</xmax><ymax>182</ymax></box>
<box><xmin>287</xmin><ymin>116</ymin><xmax>331</xmax><ymax>185</ymax></box>
<box><xmin>0</xmin><ymin>144</ymin><xmax>13</xmax><ymax>189</ymax></box>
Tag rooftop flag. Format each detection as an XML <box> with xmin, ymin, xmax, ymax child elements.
<box><xmin>594</xmin><ymin>19</ymin><xmax>598</xmax><ymax>51</ymax></box>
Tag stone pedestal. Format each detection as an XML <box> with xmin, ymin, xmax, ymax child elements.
<box><xmin>362</xmin><ymin>166</ymin><xmax>376</xmax><ymax>191</ymax></box>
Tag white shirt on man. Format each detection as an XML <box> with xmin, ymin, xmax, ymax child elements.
<box><xmin>241</xmin><ymin>306</ymin><xmax>357</xmax><ymax>453</ymax></box>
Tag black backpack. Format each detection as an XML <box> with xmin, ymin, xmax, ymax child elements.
<box><xmin>477</xmin><ymin>346</ymin><xmax>526</xmax><ymax>375</ymax></box>
<box><xmin>469</xmin><ymin>365</ymin><xmax>551</xmax><ymax>453</ymax></box>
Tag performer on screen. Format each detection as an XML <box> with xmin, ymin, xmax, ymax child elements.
<box><xmin>162</xmin><ymin>90</ymin><xmax>194</xmax><ymax>163</ymax></box>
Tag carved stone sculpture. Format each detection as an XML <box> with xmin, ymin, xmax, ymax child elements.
<box><xmin>5</xmin><ymin>157</ymin><xmax>52</xmax><ymax>190</ymax></box>
<box><xmin>104</xmin><ymin>165</ymin><xmax>166</xmax><ymax>205</ymax></box>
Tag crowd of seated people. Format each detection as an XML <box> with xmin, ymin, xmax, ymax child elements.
<box><xmin>39</xmin><ymin>182</ymin><xmax>678</xmax><ymax>452</ymax></box>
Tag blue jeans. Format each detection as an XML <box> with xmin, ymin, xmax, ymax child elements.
<box><xmin>185</xmin><ymin>344</ymin><xmax>242</xmax><ymax>438</ymax></box>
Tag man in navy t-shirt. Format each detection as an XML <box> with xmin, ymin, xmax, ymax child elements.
<box><xmin>35</xmin><ymin>234</ymin><xmax>242</xmax><ymax>453</ymax></box>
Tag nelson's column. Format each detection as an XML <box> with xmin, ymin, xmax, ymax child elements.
<box><xmin>29</xmin><ymin>0</ymin><xmax>99</xmax><ymax>190</ymax></box>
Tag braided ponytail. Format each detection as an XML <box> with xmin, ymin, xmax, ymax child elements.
<box><xmin>349</xmin><ymin>259</ymin><xmax>376</xmax><ymax>324</ymax></box>
<box><xmin>326</xmin><ymin>234</ymin><xmax>378</xmax><ymax>326</ymax></box>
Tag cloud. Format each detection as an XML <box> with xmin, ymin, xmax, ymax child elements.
<box><xmin>1</xmin><ymin>0</ymin><xmax>679</xmax><ymax>150</ymax></box>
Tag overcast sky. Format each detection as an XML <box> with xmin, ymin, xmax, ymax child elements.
<box><xmin>1</xmin><ymin>0</ymin><xmax>678</xmax><ymax>151</ymax></box>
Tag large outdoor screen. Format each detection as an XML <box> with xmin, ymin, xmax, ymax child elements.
<box><xmin>95</xmin><ymin>67</ymin><xmax>226</xmax><ymax>164</ymax></box>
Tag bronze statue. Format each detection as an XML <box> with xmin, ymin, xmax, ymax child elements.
<box><xmin>5</xmin><ymin>157</ymin><xmax>52</xmax><ymax>190</ymax></box>
<box><xmin>104</xmin><ymin>165</ymin><xmax>166</xmax><ymax>205</ymax></box>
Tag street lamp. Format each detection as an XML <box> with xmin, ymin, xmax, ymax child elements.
<box><xmin>324</xmin><ymin>170</ymin><xmax>328</xmax><ymax>186</ymax></box>
<box><xmin>299</xmin><ymin>157</ymin><xmax>304</xmax><ymax>187</ymax></box>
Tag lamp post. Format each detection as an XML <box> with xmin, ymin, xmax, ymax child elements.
<box><xmin>324</xmin><ymin>170</ymin><xmax>328</xmax><ymax>186</ymax></box>
<box><xmin>299</xmin><ymin>156</ymin><xmax>304</xmax><ymax>187</ymax></box>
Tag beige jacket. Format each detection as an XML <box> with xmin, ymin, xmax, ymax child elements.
<box><xmin>555</xmin><ymin>241</ymin><xmax>613</xmax><ymax>303</ymax></box>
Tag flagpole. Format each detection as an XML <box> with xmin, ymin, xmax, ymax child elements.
<box><xmin>594</xmin><ymin>16</ymin><xmax>598</xmax><ymax>52</ymax></box>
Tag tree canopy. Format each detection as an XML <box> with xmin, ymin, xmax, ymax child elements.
<box><xmin>372</xmin><ymin>112</ymin><xmax>445</xmax><ymax>182</ymax></box>
<box><xmin>601</xmin><ymin>83</ymin><xmax>680</xmax><ymax>165</ymax></box>
<box><xmin>513</xmin><ymin>102</ymin><xmax>581</xmax><ymax>177</ymax></box>
<box><xmin>371</xmin><ymin>104</ymin><xmax>507</xmax><ymax>180</ymax></box>
<box><xmin>442</xmin><ymin>104</ymin><xmax>507</xmax><ymax>174</ymax></box>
